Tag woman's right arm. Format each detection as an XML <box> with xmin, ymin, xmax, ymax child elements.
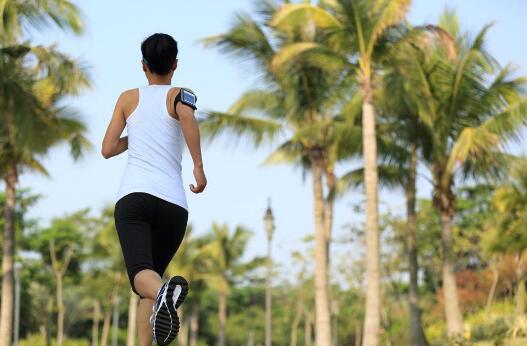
<box><xmin>102</xmin><ymin>92</ymin><xmax>128</xmax><ymax>159</ymax></box>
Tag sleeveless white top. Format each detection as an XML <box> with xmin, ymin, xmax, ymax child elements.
<box><xmin>116</xmin><ymin>85</ymin><xmax>188</xmax><ymax>210</ymax></box>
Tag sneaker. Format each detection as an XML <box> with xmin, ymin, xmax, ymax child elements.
<box><xmin>151</xmin><ymin>276</ymin><xmax>189</xmax><ymax>345</ymax></box>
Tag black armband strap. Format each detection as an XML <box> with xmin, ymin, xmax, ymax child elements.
<box><xmin>174</xmin><ymin>88</ymin><xmax>197</xmax><ymax>111</ymax></box>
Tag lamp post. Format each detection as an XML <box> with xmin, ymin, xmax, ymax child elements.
<box><xmin>263</xmin><ymin>200</ymin><xmax>275</xmax><ymax>346</ymax></box>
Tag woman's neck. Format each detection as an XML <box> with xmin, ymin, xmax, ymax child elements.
<box><xmin>147</xmin><ymin>75</ymin><xmax>172</xmax><ymax>85</ymax></box>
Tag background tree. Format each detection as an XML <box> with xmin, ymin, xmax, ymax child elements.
<box><xmin>200</xmin><ymin>223</ymin><xmax>262</xmax><ymax>346</ymax></box>
<box><xmin>0</xmin><ymin>2</ymin><xmax>88</xmax><ymax>340</ymax></box>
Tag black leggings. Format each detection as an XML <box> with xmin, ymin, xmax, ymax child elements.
<box><xmin>114</xmin><ymin>192</ymin><xmax>188</xmax><ymax>297</ymax></box>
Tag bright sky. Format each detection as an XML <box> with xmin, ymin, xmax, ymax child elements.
<box><xmin>10</xmin><ymin>0</ymin><xmax>527</xmax><ymax>277</ymax></box>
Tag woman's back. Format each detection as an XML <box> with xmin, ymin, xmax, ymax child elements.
<box><xmin>116</xmin><ymin>84</ymin><xmax>187</xmax><ymax>210</ymax></box>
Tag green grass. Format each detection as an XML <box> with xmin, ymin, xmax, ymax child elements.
<box><xmin>474</xmin><ymin>338</ymin><xmax>527</xmax><ymax>346</ymax></box>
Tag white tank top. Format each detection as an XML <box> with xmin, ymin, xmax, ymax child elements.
<box><xmin>116</xmin><ymin>84</ymin><xmax>188</xmax><ymax>210</ymax></box>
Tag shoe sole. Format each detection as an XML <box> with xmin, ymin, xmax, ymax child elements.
<box><xmin>172</xmin><ymin>276</ymin><xmax>189</xmax><ymax>309</ymax></box>
<box><xmin>153</xmin><ymin>276</ymin><xmax>189</xmax><ymax>345</ymax></box>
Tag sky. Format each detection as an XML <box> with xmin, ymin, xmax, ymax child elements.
<box><xmin>8</xmin><ymin>0</ymin><xmax>527</xmax><ymax>279</ymax></box>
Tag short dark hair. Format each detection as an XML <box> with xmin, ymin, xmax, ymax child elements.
<box><xmin>141</xmin><ymin>33</ymin><xmax>178</xmax><ymax>75</ymax></box>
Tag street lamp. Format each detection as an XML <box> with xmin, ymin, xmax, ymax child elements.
<box><xmin>263</xmin><ymin>199</ymin><xmax>275</xmax><ymax>346</ymax></box>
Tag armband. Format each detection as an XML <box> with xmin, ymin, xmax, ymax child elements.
<box><xmin>174</xmin><ymin>88</ymin><xmax>197</xmax><ymax>111</ymax></box>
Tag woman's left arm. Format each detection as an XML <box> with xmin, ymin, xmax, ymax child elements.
<box><xmin>102</xmin><ymin>93</ymin><xmax>128</xmax><ymax>159</ymax></box>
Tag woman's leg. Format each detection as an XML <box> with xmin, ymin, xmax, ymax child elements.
<box><xmin>135</xmin><ymin>269</ymin><xmax>164</xmax><ymax>346</ymax></box>
<box><xmin>138</xmin><ymin>298</ymin><xmax>155</xmax><ymax>346</ymax></box>
<box><xmin>134</xmin><ymin>269</ymin><xmax>164</xmax><ymax>300</ymax></box>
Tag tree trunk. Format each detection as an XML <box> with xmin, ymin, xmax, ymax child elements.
<box><xmin>46</xmin><ymin>297</ymin><xmax>53</xmax><ymax>346</ymax></box>
<box><xmin>218</xmin><ymin>289</ymin><xmax>227</xmax><ymax>346</ymax></box>
<box><xmin>361</xmin><ymin>88</ymin><xmax>381</xmax><ymax>346</ymax></box>
<box><xmin>406</xmin><ymin>146</ymin><xmax>429</xmax><ymax>346</ymax></box>
<box><xmin>55</xmin><ymin>272</ymin><xmax>65</xmax><ymax>346</ymax></box>
<box><xmin>355</xmin><ymin>323</ymin><xmax>361</xmax><ymax>346</ymax></box>
<box><xmin>127</xmin><ymin>290</ymin><xmax>138</xmax><ymax>346</ymax></box>
<box><xmin>189</xmin><ymin>300</ymin><xmax>199</xmax><ymax>346</ymax></box>
<box><xmin>92</xmin><ymin>300</ymin><xmax>101</xmax><ymax>346</ymax></box>
<box><xmin>0</xmin><ymin>162</ymin><xmax>17</xmax><ymax>346</ymax></box>
<box><xmin>102</xmin><ymin>274</ymin><xmax>121</xmax><ymax>346</ymax></box>
<box><xmin>515</xmin><ymin>254</ymin><xmax>526</xmax><ymax>316</ymax></box>
<box><xmin>304</xmin><ymin>312</ymin><xmax>313</xmax><ymax>346</ymax></box>
<box><xmin>49</xmin><ymin>241</ymin><xmax>74</xmax><ymax>346</ymax></box>
<box><xmin>178</xmin><ymin>306</ymin><xmax>188</xmax><ymax>346</ymax></box>
<box><xmin>311</xmin><ymin>160</ymin><xmax>331</xmax><ymax>346</ymax></box>
<box><xmin>289</xmin><ymin>295</ymin><xmax>302</xmax><ymax>346</ymax></box>
<box><xmin>100</xmin><ymin>307</ymin><xmax>112</xmax><ymax>346</ymax></box>
<box><xmin>437</xmin><ymin>189</ymin><xmax>464</xmax><ymax>338</ymax></box>
<box><xmin>485</xmin><ymin>263</ymin><xmax>499</xmax><ymax>312</ymax></box>
<box><xmin>111</xmin><ymin>295</ymin><xmax>120</xmax><ymax>346</ymax></box>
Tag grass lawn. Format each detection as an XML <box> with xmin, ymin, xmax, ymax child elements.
<box><xmin>474</xmin><ymin>338</ymin><xmax>527</xmax><ymax>345</ymax></box>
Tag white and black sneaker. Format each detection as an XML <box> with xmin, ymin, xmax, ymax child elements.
<box><xmin>151</xmin><ymin>276</ymin><xmax>189</xmax><ymax>345</ymax></box>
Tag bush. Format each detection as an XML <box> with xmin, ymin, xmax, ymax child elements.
<box><xmin>470</xmin><ymin>318</ymin><xmax>509</xmax><ymax>341</ymax></box>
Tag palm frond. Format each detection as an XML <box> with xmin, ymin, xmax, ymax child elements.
<box><xmin>271</xmin><ymin>3</ymin><xmax>342</xmax><ymax>31</ymax></box>
<box><xmin>200</xmin><ymin>111</ymin><xmax>282</xmax><ymax>147</ymax></box>
<box><xmin>366</xmin><ymin>0</ymin><xmax>411</xmax><ymax>56</ymax></box>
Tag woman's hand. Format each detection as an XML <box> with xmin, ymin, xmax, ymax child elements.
<box><xmin>190</xmin><ymin>165</ymin><xmax>207</xmax><ymax>193</ymax></box>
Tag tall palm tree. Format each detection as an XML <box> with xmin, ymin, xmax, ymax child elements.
<box><xmin>200</xmin><ymin>223</ymin><xmax>261</xmax><ymax>346</ymax></box>
<box><xmin>0</xmin><ymin>44</ymin><xmax>90</xmax><ymax>346</ymax></box>
<box><xmin>0</xmin><ymin>2</ymin><xmax>85</xmax><ymax>344</ymax></box>
<box><xmin>202</xmin><ymin>3</ymin><xmax>360</xmax><ymax>344</ymax></box>
<box><xmin>271</xmin><ymin>2</ymin><xmax>411</xmax><ymax>343</ymax></box>
<box><xmin>389</xmin><ymin>11</ymin><xmax>527</xmax><ymax>337</ymax></box>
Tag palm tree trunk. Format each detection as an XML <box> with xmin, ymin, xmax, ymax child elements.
<box><xmin>101</xmin><ymin>274</ymin><xmax>121</xmax><ymax>346</ymax></box>
<box><xmin>100</xmin><ymin>306</ymin><xmax>112</xmax><ymax>346</ymax></box>
<box><xmin>189</xmin><ymin>300</ymin><xmax>199</xmax><ymax>346</ymax></box>
<box><xmin>361</xmin><ymin>85</ymin><xmax>381</xmax><ymax>346</ymax></box>
<box><xmin>304</xmin><ymin>311</ymin><xmax>313</xmax><ymax>346</ymax></box>
<box><xmin>0</xmin><ymin>162</ymin><xmax>17</xmax><ymax>346</ymax></box>
<box><xmin>311</xmin><ymin>159</ymin><xmax>331</xmax><ymax>346</ymax></box>
<box><xmin>126</xmin><ymin>289</ymin><xmax>138</xmax><ymax>346</ymax></box>
<box><xmin>437</xmin><ymin>188</ymin><xmax>464</xmax><ymax>337</ymax></box>
<box><xmin>218</xmin><ymin>289</ymin><xmax>227</xmax><ymax>346</ymax></box>
<box><xmin>354</xmin><ymin>323</ymin><xmax>361</xmax><ymax>346</ymax></box>
<box><xmin>485</xmin><ymin>263</ymin><xmax>499</xmax><ymax>312</ymax></box>
<box><xmin>290</xmin><ymin>295</ymin><xmax>302</xmax><ymax>346</ymax></box>
<box><xmin>178</xmin><ymin>306</ymin><xmax>188</xmax><ymax>346</ymax></box>
<box><xmin>55</xmin><ymin>272</ymin><xmax>65</xmax><ymax>346</ymax></box>
<box><xmin>406</xmin><ymin>146</ymin><xmax>429</xmax><ymax>346</ymax></box>
<box><xmin>515</xmin><ymin>279</ymin><xmax>526</xmax><ymax>316</ymax></box>
<box><xmin>515</xmin><ymin>253</ymin><xmax>525</xmax><ymax>316</ymax></box>
<box><xmin>92</xmin><ymin>300</ymin><xmax>101</xmax><ymax>346</ymax></box>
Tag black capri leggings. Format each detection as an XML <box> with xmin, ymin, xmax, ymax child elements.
<box><xmin>114</xmin><ymin>192</ymin><xmax>188</xmax><ymax>297</ymax></box>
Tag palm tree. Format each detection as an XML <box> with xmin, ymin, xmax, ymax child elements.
<box><xmin>166</xmin><ymin>226</ymin><xmax>210</xmax><ymax>346</ymax></box>
<box><xmin>0</xmin><ymin>0</ymin><xmax>83</xmax><ymax>43</ymax></box>
<box><xmin>0</xmin><ymin>43</ymin><xmax>90</xmax><ymax>346</ymax></box>
<box><xmin>392</xmin><ymin>11</ymin><xmax>527</xmax><ymax>337</ymax></box>
<box><xmin>200</xmin><ymin>223</ymin><xmax>261</xmax><ymax>346</ymax></box>
<box><xmin>0</xmin><ymin>2</ymin><xmax>86</xmax><ymax>344</ymax></box>
<box><xmin>271</xmin><ymin>2</ymin><xmax>412</xmax><ymax>343</ymax></box>
<box><xmin>202</xmin><ymin>3</ymin><xmax>360</xmax><ymax>344</ymax></box>
<box><xmin>486</xmin><ymin>160</ymin><xmax>527</xmax><ymax>316</ymax></box>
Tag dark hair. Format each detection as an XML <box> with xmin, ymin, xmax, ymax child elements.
<box><xmin>141</xmin><ymin>33</ymin><xmax>178</xmax><ymax>75</ymax></box>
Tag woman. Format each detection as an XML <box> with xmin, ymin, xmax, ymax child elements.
<box><xmin>102</xmin><ymin>33</ymin><xmax>207</xmax><ymax>346</ymax></box>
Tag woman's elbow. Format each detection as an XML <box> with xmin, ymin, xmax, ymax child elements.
<box><xmin>101</xmin><ymin>146</ymin><xmax>112</xmax><ymax>159</ymax></box>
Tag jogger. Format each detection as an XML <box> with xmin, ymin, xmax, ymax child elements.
<box><xmin>114</xmin><ymin>192</ymin><xmax>188</xmax><ymax>296</ymax></box>
<box><xmin>102</xmin><ymin>33</ymin><xmax>207</xmax><ymax>346</ymax></box>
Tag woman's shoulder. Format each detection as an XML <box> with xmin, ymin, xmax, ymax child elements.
<box><xmin>118</xmin><ymin>88</ymin><xmax>140</xmax><ymax>117</ymax></box>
